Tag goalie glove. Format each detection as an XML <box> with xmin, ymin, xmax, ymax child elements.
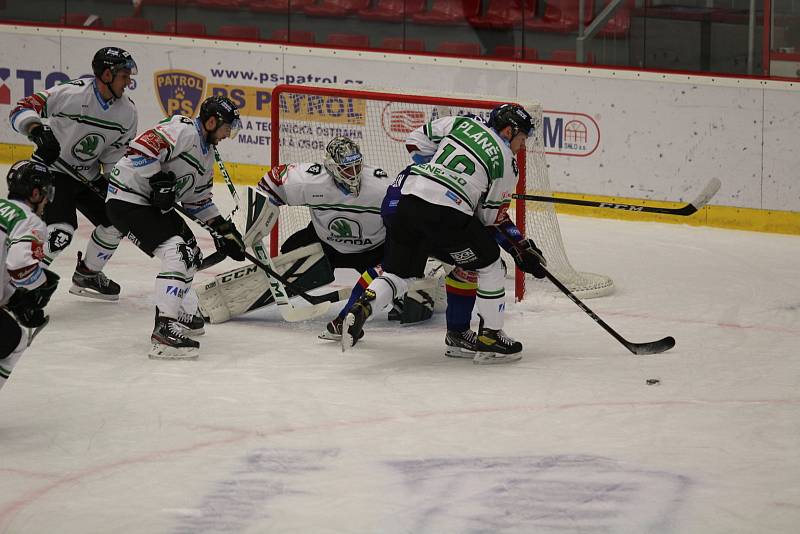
<box><xmin>208</xmin><ymin>216</ymin><xmax>246</xmax><ymax>261</ymax></box>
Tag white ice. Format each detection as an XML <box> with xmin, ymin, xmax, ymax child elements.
<box><xmin>1</xmin><ymin>178</ymin><xmax>799</xmax><ymax>533</ymax></box>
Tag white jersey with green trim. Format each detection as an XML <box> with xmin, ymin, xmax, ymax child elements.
<box><xmin>0</xmin><ymin>199</ymin><xmax>47</xmax><ymax>307</ymax></box>
<box><xmin>9</xmin><ymin>78</ymin><xmax>137</xmax><ymax>180</ymax></box>
<box><xmin>107</xmin><ymin>115</ymin><xmax>221</xmax><ymax>223</ymax></box>
<box><xmin>403</xmin><ymin>115</ymin><xmax>519</xmax><ymax>226</ymax></box>
<box><xmin>257</xmin><ymin>162</ymin><xmax>389</xmax><ymax>254</ymax></box>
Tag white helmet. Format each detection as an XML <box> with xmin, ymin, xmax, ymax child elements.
<box><xmin>324</xmin><ymin>136</ymin><xmax>363</xmax><ymax>195</ymax></box>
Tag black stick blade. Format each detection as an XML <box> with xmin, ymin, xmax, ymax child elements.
<box><xmin>628</xmin><ymin>336</ymin><xmax>676</xmax><ymax>355</ymax></box>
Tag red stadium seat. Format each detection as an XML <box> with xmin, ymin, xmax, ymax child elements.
<box><xmin>413</xmin><ymin>0</ymin><xmax>481</xmax><ymax>25</ymax></box>
<box><xmin>250</xmin><ymin>0</ymin><xmax>316</xmax><ymax>13</ymax></box>
<box><xmin>380</xmin><ymin>37</ymin><xmax>425</xmax><ymax>52</ymax></box>
<box><xmin>195</xmin><ymin>0</ymin><xmax>246</xmax><ymax>9</ymax></box>
<box><xmin>270</xmin><ymin>29</ymin><xmax>316</xmax><ymax>44</ymax></box>
<box><xmin>525</xmin><ymin>0</ymin><xmax>595</xmax><ymax>33</ymax></box>
<box><xmin>305</xmin><ymin>0</ymin><xmax>370</xmax><ymax>17</ymax></box>
<box><xmin>493</xmin><ymin>45</ymin><xmax>539</xmax><ymax>60</ymax></box>
<box><xmin>435</xmin><ymin>41</ymin><xmax>481</xmax><ymax>56</ymax></box>
<box><xmin>112</xmin><ymin>17</ymin><xmax>153</xmax><ymax>33</ymax></box>
<box><xmin>61</xmin><ymin>13</ymin><xmax>103</xmax><ymax>27</ymax></box>
<box><xmin>217</xmin><ymin>24</ymin><xmax>261</xmax><ymax>40</ymax></box>
<box><xmin>164</xmin><ymin>21</ymin><xmax>207</xmax><ymax>35</ymax></box>
<box><xmin>468</xmin><ymin>0</ymin><xmax>534</xmax><ymax>29</ymax></box>
<box><xmin>550</xmin><ymin>49</ymin><xmax>596</xmax><ymax>64</ymax></box>
<box><xmin>326</xmin><ymin>33</ymin><xmax>370</xmax><ymax>47</ymax></box>
<box><xmin>357</xmin><ymin>0</ymin><xmax>426</xmax><ymax>21</ymax></box>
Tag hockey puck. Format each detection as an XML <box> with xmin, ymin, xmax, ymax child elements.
<box><xmin>646</xmin><ymin>379</ymin><xmax>661</xmax><ymax>385</ymax></box>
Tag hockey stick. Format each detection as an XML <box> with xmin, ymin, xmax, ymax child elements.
<box><xmin>512</xmin><ymin>177</ymin><xmax>721</xmax><ymax>216</ymax></box>
<box><xmin>498</xmin><ymin>226</ymin><xmax>675</xmax><ymax>355</ymax></box>
<box><xmin>47</xmin><ymin>156</ymin><xmax>226</xmax><ymax>271</ymax></box>
<box><xmin>212</xmin><ymin>148</ymin><xmax>330</xmax><ymax>320</ymax></box>
<box><xmin>26</xmin><ymin>316</ymin><xmax>49</xmax><ymax>347</ymax></box>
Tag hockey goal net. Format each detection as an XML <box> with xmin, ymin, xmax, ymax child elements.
<box><xmin>268</xmin><ymin>84</ymin><xmax>613</xmax><ymax>300</ymax></box>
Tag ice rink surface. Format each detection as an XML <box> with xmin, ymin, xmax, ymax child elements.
<box><xmin>1</xmin><ymin>182</ymin><xmax>799</xmax><ymax>533</ymax></box>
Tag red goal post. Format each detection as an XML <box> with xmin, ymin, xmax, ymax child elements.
<box><xmin>268</xmin><ymin>84</ymin><xmax>613</xmax><ymax>301</ymax></box>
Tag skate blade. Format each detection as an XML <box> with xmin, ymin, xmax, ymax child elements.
<box><xmin>183</xmin><ymin>327</ymin><xmax>205</xmax><ymax>338</ymax></box>
<box><xmin>69</xmin><ymin>285</ymin><xmax>119</xmax><ymax>302</ymax></box>
<box><xmin>472</xmin><ymin>351</ymin><xmax>522</xmax><ymax>365</ymax></box>
<box><xmin>341</xmin><ymin>313</ymin><xmax>356</xmax><ymax>352</ymax></box>
<box><xmin>148</xmin><ymin>344</ymin><xmax>199</xmax><ymax>360</ymax></box>
<box><xmin>445</xmin><ymin>346</ymin><xmax>476</xmax><ymax>359</ymax></box>
<box><xmin>319</xmin><ymin>331</ymin><xmax>341</xmax><ymax>342</ymax></box>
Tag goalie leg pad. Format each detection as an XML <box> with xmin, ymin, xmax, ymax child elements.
<box><xmin>241</xmin><ymin>186</ymin><xmax>280</xmax><ymax>248</ymax></box>
<box><xmin>196</xmin><ymin>243</ymin><xmax>334</xmax><ymax>323</ymax></box>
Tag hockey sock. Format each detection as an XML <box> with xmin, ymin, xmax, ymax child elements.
<box><xmin>475</xmin><ymin>258</ymin><xmax>506</xmax><ymax>330</ymax></box>
<box><xmin>82</xmin><ymin>225</ymin><xmax>123</xmax><ymax>272</ymax></box>
<box><xmin>445</xmin><ymin>267</ymin><xmax>477</xmax><ymax>332</ymax></box>
<box><xmin>365</xmin><ymin>273</ymin><xmax>407</xmax><ymax>315</ymax></box>
<box><xmin>43</xmin><ymin>222</ymin><xmax>74</xmax><ymax>266</ymax></box>
<box><xmin>153</xmin><ymin>236</ymin><xmax>197</xmax><ymax>319</ymax></box>
<box><xmin>338</xmin><ymin>266</ymin><xmax>381</xmax><ymax>319</ymax></box>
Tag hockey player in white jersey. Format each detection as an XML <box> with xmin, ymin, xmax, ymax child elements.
<box><xmin>262</xmin><ymin>137</ymin><xmax>403</xmax><ymax>338</ymax></box>
<box><xmin>1</xmin><ymin>161</ymin><xmax>60</xmax><ymax>391</ymax></box>
<box><xmin>9</xmin><ymin>47</ymin><xmax>138</xmax><ymax>301</ymax></box>
<box><xmin>343</xmin><ymin>104</ymin><xmax>547</xmax><ymax>364</ymax></box>
<box><xmin>106</xmin><ymin>96</ymin><xmax>246</xmax><ymax>360</ymax></box>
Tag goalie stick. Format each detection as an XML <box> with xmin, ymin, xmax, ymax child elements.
<box><xmin>212</xmin><ymin>147</ymin><xmax>331</xmax><ymax>321</ymax></box>
<box><xmin>498</xmin><ymin>225</ymin><xmax>675</xmax><ymax>355</ymax></box>
<box><xmin>39</xmin><ymin>157</ymin><xmax>226</xmax><ymax>271</ymax></box>
<box><xmin>512</xmin><ymin>177</ymin><xmax>721</xmax><ymax>216</ymax></box>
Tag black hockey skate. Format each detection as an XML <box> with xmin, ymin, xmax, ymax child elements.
<box><xmin>319</xmin><ymin>315</ymin><xmax>364</xmax><ymax>342</ymax></box>
<box><xmin>341</xmin><ymin>289</ymin><xmax>375</xmax><ymax>351</ymax></box>
<box><xmin>150</xmin><ymin>308</ymin><xmax>200</xmax><ymax>360</ymax></box>
<box><xmin>445</xmin><ymin>329</ymin><xmax>479</xmax><ymax>359</ymax></box>
<box><xmin>178</xmin><ymin>311</ymin><xmax>205</xmax><ymax>337</ymax></box>
<box><xmin>473</xmin><ymin>315</ymin><xmax>523</xmax><ymax>365</ymax></box>
<box><xmin>69</xmin><ymin>251</ymin><xmax>121</xmax><ymax>301</ymax></box>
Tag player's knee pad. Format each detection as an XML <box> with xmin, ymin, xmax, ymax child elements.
<box><xmin>93</xmin><ymin>224</ymin><xmax>124</xmax><ymax>246</ymax></box>
<box><xmin>476</xmin><ymin>258</ymin><xmax>505</xmax><ymax>290</ymax></box>
<box><xmin>46</xmin><ymin>223</ymin><xmax>74</xmax><ymax>255</ymax></box>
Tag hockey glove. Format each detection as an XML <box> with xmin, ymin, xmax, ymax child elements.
<box><xmin>510</xmin><ymin>238</ymin><xmax>547</xmax><ymax>279</ymax></box>
<box><xmin>28</xmin><ymin>125</ymin><xmax>61</xmax><ymax>166</ymax></box>
<box><xmin>209</xmin><ymin>217</ymin><xmax>246</xmax><ymax>261</ymax></box>
<box><xmin>148</xmin><ymin>170</ymin><xmax>177</xmax><ymax>212</ymax></box>
<box><xmin>6</xmin><ymin>269</ymin><xmax>60</xmax><ymax>327</ymax></box>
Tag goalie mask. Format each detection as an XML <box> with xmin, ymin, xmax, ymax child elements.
<box><xmin>324</xmin><ymin>137</ymin><xmax>363</xmax><ymax>195</ymax></box>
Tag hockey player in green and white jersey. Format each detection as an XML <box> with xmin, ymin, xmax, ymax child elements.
<box><xmin>343</xmin><ymin>104</ymin><xmax>547</xmax><ymax>364</ymax></box>
<box><xmin>9</xmin><ymin>47</ymin><xmax>138</xmax><ymax>301</ymax></box>
<box><xmin>1</xmin><ymin>161</ymin><xmax>60</xmax><ymax>391</ymax></box>
<box><xmin>106</xmin><ymin>96</ymin><xmax>246</xmax><ymax>360</ymax></box>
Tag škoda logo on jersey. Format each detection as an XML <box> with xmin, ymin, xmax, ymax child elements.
<box><xmin>327</xmin><ymin>217</ymin><xmax>372</xmax><ymax>246</ymax></box>
<box><xmin>154</xmin><ymin>70</ymin><xmax>206</xmax><ymax>117</ymax></box>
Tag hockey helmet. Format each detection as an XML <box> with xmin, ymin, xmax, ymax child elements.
<box><xmin>487</xmin><ymin>103</ymin><xmax>534</xmax><ymax>140</ymax></box>
<box><xmin>199</xmin><ymin>96</ymin><xmax>242</xmax><ymax>139</ymax></box>
<box><xmin>6</xmin><ymin>160</ymin><xmax>54</xmax><ymax>203</ymax></box>
<box><xmin>92</xmin><ymin>47</ymin><xmax>138</xmax><ymax>77</ymax></box>
<box><xmin>324</xmin><ymin>137</ymin><xmax>363</xmax><ymax>195</ymax></box>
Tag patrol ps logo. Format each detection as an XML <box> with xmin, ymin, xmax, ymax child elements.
<box><xmin>327</xmin><ymin>217</ymin><xmax>372</xmax><ymax>246</ymax></box>
<box><xmin>154</xmin><ymin>69</ymin><xmax>206</xmax><ymax>117</ymax></box>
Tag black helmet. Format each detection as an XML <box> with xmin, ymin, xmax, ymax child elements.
<box><xmin>199</xmin><ymin>96</ymin><xmax>242</xmax><ymax>138</ymax></box>
<box><xmin>92</xmin><ymin>47</ymin><xmax>138</xmax><ymax>78</ymax></box>
<box><xmin>487</xmin><ymin>103</ymin><xmax>534</xmax><ymax>139</ymax></box>
<box><xmin>6</xmin><ymin>160</ymin><xmax>54</xmax><ymax>202</ymax></box>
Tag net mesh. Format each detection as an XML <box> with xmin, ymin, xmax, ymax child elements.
<box><xmin>269</xmin><ymin>85</ymin><xmax>613</xmax><ymax>300</ymax></box>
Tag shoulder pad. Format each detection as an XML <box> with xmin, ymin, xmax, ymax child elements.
<box><xmin>306</xmin><ymin>163</ymin><xmax>322</xmax><ymax>175</ymax></box>
<box><xmin>373</xmin><ymin>168</ymin><xmax>387</xmax><ymax>178</ymax></box>
<box><xmin>67</xmin><ymin>79</ymin><xmax>86</xmax><ymax>87</ymax></box>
